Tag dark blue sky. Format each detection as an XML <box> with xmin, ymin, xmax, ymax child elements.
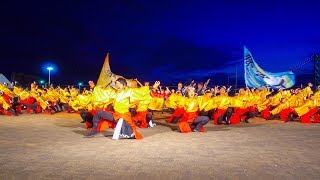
<box><xmin>1</xmin><ymin>0</ymin><xmax>319</xmax><ymax>86</ymax></box>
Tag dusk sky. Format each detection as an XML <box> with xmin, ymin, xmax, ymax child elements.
<box><xmin>1</xmin><ymin>0</ymin><xmax>319</xmax><ymax>87</ymax></box>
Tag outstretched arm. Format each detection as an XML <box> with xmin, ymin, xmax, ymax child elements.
<box><xmin>226</xmin><ymin>86</ymin><xmax>232</xmax><ymax>94</ymax></box>
<box><xmin>214</xmin><ymin>86</ymin><xmax>219</xmax><ymax>96</ymax></box>
<box><xmin>88</xmin><ymin>81</ymin><xmax>95</xmax><ymax>89</ymax></box>
<box><xmin>153</xmin><ymin>81</ymin><xmax>161</xmax><ymax>90</ymax></box>
<box><xmin>190</xmin><ymin>80</ymin><xmax>194</xmax><ymax>86</ymax></box>
<box><xmin>129</xmin><ymin>81</ymin><xmax>160</xmax><ymax>104</ymax></box>
<box><xmin>204</xmin><ymin>79</ymin><xmax>210</xmax><ymax>90</ymax></box>
<box><xmin>134</xmin><ymin>78</ymin><xmax>143</xmax><ymax>87</ymax></box>
<box><xmin>165</xmin><ymin>87</ymin><xmax>171</xmax><ymax>94</ymax></box>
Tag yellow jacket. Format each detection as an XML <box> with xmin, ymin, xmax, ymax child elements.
<box><xmin>294</xmin><ymin>100</ymin><xmax>319</xmax><ymax>117</ymax></box>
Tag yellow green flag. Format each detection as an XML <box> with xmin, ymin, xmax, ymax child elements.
<box><xmin>96</xmin><ymin>53</ymin><xmax>138</xmax><ymax>88</ymax></box>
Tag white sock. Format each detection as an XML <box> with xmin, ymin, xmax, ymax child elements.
<box><xmin>112</xmin><ymin>118</ymin><xmax>123</xmax><ymax>140</ymax></box>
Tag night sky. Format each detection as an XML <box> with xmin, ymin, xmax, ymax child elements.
<box><xmin>1</xmin><ymin>0</ymin><xmax>319</xmax><ymax>87</ymax></box>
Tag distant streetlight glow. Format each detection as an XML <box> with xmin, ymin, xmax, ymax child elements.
<box><xmin>47</xmin><ymin>67</ymin><xmax>53</xmax><ymax>85</ymax></box>
<box><xmin>78</xmin><ymin>82</ymin><xmax>83</xmax><ymax>91</ymax></box>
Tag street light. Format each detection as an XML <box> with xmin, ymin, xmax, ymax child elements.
<box><xmin>47</xmin><ymin>67</ymin><xmax>53</xmax><ymax>86</ymax></box>
<box><xmin>78</xmin><ymin>82</ymin><xmax>83</xmax><ymax>92</ymax></box>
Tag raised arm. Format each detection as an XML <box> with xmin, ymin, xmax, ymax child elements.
<box><xmin>204</xmin><ymin>79</ymin><xmax>210</xmax><ymax>90</ymax></box>
<box><xmin>134</xmin><ymin>78</ymin><xmax>143</xmax><ymax>87</ymax></box>
<box><xmin>130</xmin><ymin>81</ymin><xmax>160</xmax><ymax>103</ymax></box>
<box><xmin>88</xmin><ymin>81</ymin><xmax>95</xmax><ymax>89</ymax></box>
<box><xmin>89</xmin><ymin>80</ymin><xmax>115</xmax><ymax>105</ymax></box>
<box><xmin>153</xmin><ymin>81</ymin><xmax>161</xmax><ymax>90</ymax></box>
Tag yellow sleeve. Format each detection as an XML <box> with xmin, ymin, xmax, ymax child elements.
<box><xmin>37</xmin><ymin>97</ymin><xmax>48</xmax><ymax>110</ymax></box>
<box><xmin>259</xmin><ymin>88</ymin><xmax>270</xmax><ymax>99</ymax></box>
<box><xmin>87</xmin><ymin>103</ymin><xmax>93</xmax><ymax>111</ymax></box>
<box><xmin>294</xmin><ymin>105</ymin><xmax>310</xmax><ymax>117</ymax></box>
<box><xmin>197</xmin><ymin>93</ymin><xmax>212</xmax><ymax>111</ymax></box>
<box><xmin>148</xmin><ymin>97</ymin><xmax>164</xmax><ymax>111</ymax></box>
<box><xmin>91</xmin><ymin>86</ymin><xmax>115</xmax><ymax>104</ymax></box>
<box><xmin>0</xmin><ymin>96</ymin><xmax>10</xmax><ymax>110</ymax></box>
<box><xmin>45</xmin><ymin>92</ymin><xmax>56</xmax><ymax>102</ymax></box>
<box><xmin>284</xmin><ymin>91</ymin><xmax>292</xmax><ymax>99</ymax></box>
<box><xmin>184</xmin><ymin>98</ymin><xmax>199</xmax><ymax>112</ymax></box>
<box><xmin>164</xmin><ymin>94</ymin><xmax>178</xmax><ymax>109</ymax></box>
<box><xmin>68</xmin><ymin>99</ymin><xmax>79</xmax><ymax>111</ymax></box>
<box><xmin>77</xmin><ymin>94</ymin><xmax>92</xmax><ymax>108</ymax></box>
<box><xmin>129</xmin><ymin>86</ymin><xmax>150</xmax><ymax>103</ymax></box>
<box><xmin>68</xmin><ymin>94</ymin><xmax>92</xmax><ymax>111</ymax></box>
<box><xmin>176</xmin><ymin>95</ymin><xmax>186</xmax><ymax>108</ymax></box>
<box><xmin>19</xmin><ymin>91</ymin><xmax>30</xmax><ymax>100</ymax></box>
<box><xmin>302</xmin><ymin>86</ymin><xmax>313</xmax><ymax>98</ymax></box>
<box><xmin>59</xmin><ymin>94</ymin><xmax>69</xmax><ymax>104</ymax></box>
<box><xmin>251</xmin><ymin>94</ymin><xmax>262</xmax><ymax>105</ymax></box>
<box><xmin>2</xmin><ymin>87</ymin><xmax>15</xmax><ymax>98</ymax></box>
<box><xmin>87</xmin><ymin>87</ymin><xmax>115</xmax><ymax>110</ymax></box>
<box><xmin>166</xmin><ymin>95</ymin><xmax>186</xmax><ymax>109</ymax></box>
<box><xmin>13</xmin><ymin>86</ymin><xmax>21</xmax><ymax>95</ymax></box>
<box><xmin>231</xmin><ymin>96</ymin><xmax>243</xmax><ymax>108</ymax></box>
<box><xmin>47</xmin><ymin>90</ymin><xmax>59</xmax><ymax>101</ymax></box>
<box><xmin>204</xmin><ymin>97</ymin><xmax>218</xmax><ymax>112</ymax></box>
<box><xmin>136</xmin><ymin>96</ymin><xmax>152</xmax><ymax>112</ymax></box>
<box><xmin>296</xmin><ymin>94</ymin><xmax>305</xmax><ymax>107</ymax></box>
<box><xmin>257</xmin><ymin>99</ymin><xmax>270</xmax><ymax>112</ymax></box>
<box><xmin>294</xmin><ymin>100</ymin><xmax>317</xmax><ymax>116</ymax></box>
<box><xmin>271</xmin><ymin>102</ymin><xmax>290</xmax><ymax>115</ymax></box>
<box><xmin>218</xmin><ymin>96</ymin><xmax>232</xmax><ymax>109</ymax></box>
<box><xmin>273</xmin><ymin>92</ymin><xmax>283</xmax><ymax>105</ymax></box>
<box><xmin>13</xmin><ymin>87</ymin><xmax>30</xmax><ymax>100</ymax></box>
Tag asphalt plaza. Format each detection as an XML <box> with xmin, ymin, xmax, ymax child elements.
<box><xmin>0</xmin><ymin>112</ymin><xmax>319</xmax><ymax>179</ymax></box>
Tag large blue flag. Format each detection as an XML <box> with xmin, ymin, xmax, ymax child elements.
<box><xmin>244</xmin><ymin>47</ymin><xmax>295</xmax><ymax>89</ymax></box>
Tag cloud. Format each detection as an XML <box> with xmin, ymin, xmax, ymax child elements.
<box><xmin>99</xmin><ymin>37</ymin><xmax>244</xmax><ymax>83</ymax></box>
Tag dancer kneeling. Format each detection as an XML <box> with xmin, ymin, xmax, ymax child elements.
<box><xmin>84</xmin><ymin>78</ymin><xmax>160</xmax><ymax>140</ymax></box>
<box><xmin>178</xmin><ymin>87</ymin><xmax>210</xmax><ymax>133</ymax></box>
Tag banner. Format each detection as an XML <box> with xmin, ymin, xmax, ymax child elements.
<box><xmin>96</xmin><ymin>54</ymin><xmax>138</xmax><ymax>88</ymax></box>
<box><xmin>244</xmin><ymin>47</ymin><xmax>295</xmax><ymax>89</ymax></box>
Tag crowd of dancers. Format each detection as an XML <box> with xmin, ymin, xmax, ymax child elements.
<box><xmin>1</xmin><ymin>78</ymin><xmax>320</xmax><ymax>140</ymax></box>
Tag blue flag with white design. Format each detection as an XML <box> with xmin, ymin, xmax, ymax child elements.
<box><xmin>244</xmin><ymin>47</ymin><xmax>295</xmax><ymax>89</ymax></box>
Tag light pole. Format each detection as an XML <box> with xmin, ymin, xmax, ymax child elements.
<box><xmin>47</xmin><ymin>67</ymin><xmax>53</xmax><ymax>87</ymax></box>
<box><xmin>78</xmin><ymin>82</ymin><xmax>83</xmax><ymax>92</ymax></box>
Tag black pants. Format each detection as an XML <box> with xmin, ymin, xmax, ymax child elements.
<box><xmin>23</xmin><ymin>102</ymin><xmax>38</xmax><ymax>113</ymax></box>
<box><xmin>80</xmin><ymin>110</ymin><xmax>94</xmax><ymax>125</ymax></box>
<box><xmin>11</xmin><ymin>102</ymin><xmax>20</xmax><ymax>113</ymax></box>
<box><xmin>267</xmin><ymin>113</ymin><xmax>280</xmax><ymax>120</ymax></box>
<box><xmin>232</xmin><ymin>109</ymin><xmax>255</xmax><ymax>122</ymax></box>
<box><xmin>199</xmin><ymin>110</ymin><xmax>214</xmax><ymax>120</ymax></box>
<box><xmin>92</xmin><ymin>110</ymin><xmax>115</xmax><ymax>127</ymax></box>
<box><xmin>62</xmin><ymin>103</ymin><xmax>72</xmax><ymax>112</ymax></box>
<box><xmin>172</xmin><ymin>114</ymin><xmax>183</xmax><ymax>123</ymax></box>
<box><xmin>287</xmin><ymin>112</ymin><xmax>299</xmax><ymax>122</ymax></box>
<box><xmin>146</xmin><ymin>114</ymin><xmax>152</xmax><ymax>124</ymax></box>
<box><xmin>189</xmin><ymin>116</ymin><xmax>210</xmax><ymax>131</ymax></box>
<box><xmin>217</xmin><ymin>107</ymin><xmax>233</xmax><ymax>124</ymax></box>
<box><xmin>130</xmin><ymin>108</ymin><xmax>137</xmax><ymax>116</ymax></box>
<box><xmin>243</xmin><ymin>111</ymin><xmax>255</xmax><ymax>121</ymax></box>
<box><xmin>57</xmin><ymin>101</ymin><xmax>63</xmax><ymax>111</ymax></box>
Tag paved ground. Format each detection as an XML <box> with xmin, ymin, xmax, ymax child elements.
<box><xmin>0</xmin><ymin>112</ymin><xmax>319</xmax><ymax>180</ymax></box>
